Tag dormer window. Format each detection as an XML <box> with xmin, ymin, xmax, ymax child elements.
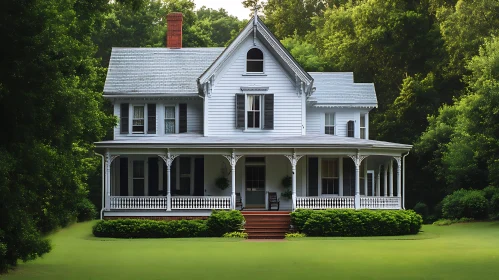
<box><xmin>247</xmin><ymin>48</ymin><xmax>263</xmax><ymax>73</ymax></box>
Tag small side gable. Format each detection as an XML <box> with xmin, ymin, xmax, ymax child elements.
<box><xmin>198</xmin><ymin>13</ymin><xmax>313</xmax><ymax>97</ymax></box>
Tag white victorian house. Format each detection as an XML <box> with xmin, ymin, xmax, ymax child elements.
<box><xmin>95</xmin><ymin>12</ymin><xmax>412</xmax><ymax>219</ymax></box>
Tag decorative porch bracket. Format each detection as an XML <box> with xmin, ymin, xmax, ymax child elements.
<box><xmin>223</xmin><ymin>151</ymin><xmax>243</xmax><ymax>210</ymax></box>
<box><xmin>393</xmin><ymin>156</ymin><xmax>402</xmax><ymax>208</ymax></box>
<box><xmin>284</xmin><ymin>153</ymin><xmax>304</xmax><ymax>211</ymax></box>
<box><xmin>159</xmin><ymin>153</ymin><xmax>179</xmax><ymax>211</ymax></box>
<box><xmin>348</xmin><ymin>152</ymin><xmax>368</xmax><ymax>210</ymax></box>
<box><xmin>105</xmin><ymin>152</ymin><xmax>120</xmax><ymax>210</ymax></box>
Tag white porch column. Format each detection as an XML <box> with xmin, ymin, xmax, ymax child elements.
<box><xmin>104</xmin><ymin>152</ymin><xmax>119</xmax><ymax>210</ymax></box>
<box><xmin>285</xmin><ymin>153</ymin><xmax>304</xmax><ymax>211</ymax></box>
<box><xmin>223</xmin><ymin>150</ymin><xmax>243</xmax><ymax>210</ymax></box>
<box><xmin>159</xmin><ymin>153</ymin><xmax>178</xmax><ymax>211</ymax></box>
<box><xmin>383</xmin><ymin>164</ymin><xmax>388</xmax><ymax>196</ymax></box>
<box><xmin>376</xmin><ymin>166</ymin><xmax>381</xmax><ymax>197</ymax></box>
<box><xmin>389</xmin><ymin>160</ymin><xmax>394</xmax><ymax>197</ymax></box>
<box><xmin>394</xmin><ymin>156</ymin><xmax>402</xmax><ymax>208</ymax></box>
<box><xmin>349</xmin><ymin>152</ymin><xmax>368</xmax><ymax>210</ymax></box>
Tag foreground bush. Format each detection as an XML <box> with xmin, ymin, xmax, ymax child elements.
<box><xmin>206</xmin><ymin>210</ymin><xmax>245</xmax><ymax>237</ymax></box>
<box><xmin>93</xmin><ymin>210</ymin><xmax>245</xmax><ymax>238</ymax></box>
<box><xmin>441</xmin><ymin>189</ymin><xmax>488</xmax><ymax>220</ymax></box>
<box><xmin>76</xmin><ymin>198</ymin><xmax>97</xmax><ymax>222</ymax></box>
<box><xmin>413</xmin><ymin>202</ymin><xmax>429</xmax><ymax>223</ymax></box>
<box><xmin>223</xmin><ymin>232</ymin><xmax>248</xmax><ymax>239</ymax></box>
<box><xmin>291</xmin><ymin>209</ymin><xmax>422</xmax><ymax>236</ymax></box>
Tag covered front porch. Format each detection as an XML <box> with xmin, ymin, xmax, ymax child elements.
<box><xmin>96</xmin><ymin>136</ymin><xmax>410</xmax><ymax>217</ymax></box>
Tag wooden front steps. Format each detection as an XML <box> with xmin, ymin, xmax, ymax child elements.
<box><xmin>241</xmin><ymin>211</ymin><xmax>291</xmax><ymax>239</ymax></box>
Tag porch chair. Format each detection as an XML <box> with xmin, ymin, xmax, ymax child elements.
<box><xmin>268</xmin><ymin>192</ymin><xmax>280</xmax><ymax>211</ymax></box>
<box><xmin>235</xmin><ymin>192</ymin><xmax>243</xmax><ymax>210</ymax></box>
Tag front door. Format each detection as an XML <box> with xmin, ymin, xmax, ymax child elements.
<box><xmin>245</xmin><ymin>157</ymin><xmax>265</xmax><ymax>208</ymax></box>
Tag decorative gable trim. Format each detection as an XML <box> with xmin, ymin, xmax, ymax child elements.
<box><xmin>198</xmin><ymin>14</ymin><xmax>313</xmax><ymax>97</ymax></box>
<box><xmin>240</xmin><ymin>86</ymin><xmax>269</xmax><ymax>92</ymax></box>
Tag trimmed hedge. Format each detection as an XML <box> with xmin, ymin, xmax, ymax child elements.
<box><xmin>441</xmin><ymin>189</ymin><xmax>488</xmax><ymax>220</ymax></box>
<box><xmin>92</xmin><ymin>210</ymin><xmax>245</xmax><ymax>238</ymax></box>
<box><xmin>291</xmin><ymin>209</ymin><xmax>422</xmax><ymax>236</ymax></box>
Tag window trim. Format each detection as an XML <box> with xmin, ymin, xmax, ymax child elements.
<box><xmin>360</xmin><ymin>113</ymin><xmax>367</xmax><ymax>139</ymax></box>
<box><xmin>246</xmin><ymin>94</ymin><xmax>262</xmax><ymax>130</ymax></box>
<box><xmin>245</xmin><ymin>47</ymin><xmax>264</xmax><ymax>74</ymax></box>
<box><xmin>324</xmin><ymin>113</ymin><xmax>335</xmax><ymax>135</ymax></box>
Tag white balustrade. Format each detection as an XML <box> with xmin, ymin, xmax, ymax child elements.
<box><xmin>360</xmin><ymin>197</ymin><xmax>400</xmax><ymax>209</ymax></box>
<box><xmin>296</xmin><ymin>196</ymin><xmax>355</xmax><ymax>209</ymax></box>
<box><xmin>110</xmin><ymin>196</ymin><xmax>168</xmax><ymax>210</ymax></box>
<box><xmin>171</xmin><ymin>196</ymin><xmax>231</xmax><ymax>210</ymax></box>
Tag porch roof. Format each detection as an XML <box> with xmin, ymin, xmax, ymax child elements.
<box><xmin>95</xmin><ymin>134</ymin><xmax>412</xmax><ymax>150</ymax></box>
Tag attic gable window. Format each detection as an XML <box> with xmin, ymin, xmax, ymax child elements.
<box><xmin>247</xmin><ymin>48</ymin><xmax>263</xmax><ymax>73</ymax></box>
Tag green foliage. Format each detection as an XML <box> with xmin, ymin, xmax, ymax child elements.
<box><xmin>93</xmin><ymin>219</ymin><xmax>208</xmax><ymax>238</ymax></box>
<box><xmin>432</xmin><ymin>219</ymin><xmax>453</xmax><ymax>226</ymax></box>
<box><xmin>222</xmin><ymin>231</ymin><xmax>248</xmax><ymax>239</ymax></box>
<box><xmin>206</xmin><ymin>210</ymin><xmax>245</xmax><ymax>237</ymax></box>
<box><xmin>281</xmin><ymin>36</ymin><xmax>326</xmax><ymax>72</ymax></box>
<box><xmin>290</xmin><ymin>209</ymin><xmax>422</xmax><ymax>237</ymax></box>
<box><xmin>441</xmin><ymin>189</ymin><xmax>489</xmax><ymax>220</ymax></box>
<box><xmin>215</xmin><ymin>176</ymin><xmax>229</xmax><ymax>190</ymax></box>
<box><xmin>76</xmin><ymin>198</ymin><xmax>98</xmax><ymax>222</ymax></box>
<box><xmin>284</xmin><ymin>232</ymin><xmax>306</xmax><ymax>238</ymax></box>
<box><xmin>413</xmin><ymin>202</ymin><xmax>429</xmax><ymax>223</ymax></box>
<box><xmin>490</xmin><ymin>194</ymin><xmax>499</xmax><ymax>220</ymax></box>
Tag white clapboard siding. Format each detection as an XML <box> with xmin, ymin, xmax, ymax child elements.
<box><xmin>207</xmin><ymin>36</ymin><xmax>303</xmax><ymax>136</ymax></box>
<box><xmin>187</xmin><ymin>100</ymin><xmax>203</xmax><ymax>133</ymax></box>
<box><xmin>306</xmin><ymin>108</ymin><xmax>356</xmax><ymax>137</ymax></box>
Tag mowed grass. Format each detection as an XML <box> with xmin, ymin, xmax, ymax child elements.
<box><xmin>3</xmin><ymin>221</ymin><xmax>499</xmax><ymax>280</ymax></box>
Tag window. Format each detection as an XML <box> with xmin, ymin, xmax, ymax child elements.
<box><xmin>247</xmin><ymin>95</ymin><xmax>261</xmax><ymax>129</ymax></box>
<box><xmin>165</xmin><ymin>106</ymin><xmax>176</xmax><ymax>134</ymax></box>
<box><xmin>247</xmin><ymin>48</ymin><xmax>263</xmax><ymax>73</ymax></box>
<box><xmin>347</xmin><ymin>120</ymin><xmax>354</xmax><ymax>137</ymax></box>
<box><xmin>360</xmin><ymin>114</ymin><xmax>367</xmax><ymax>139</ymax></box>
<box><xmin>325</xmin><ymin>113</ymin><xmax>335</xmax><ymax>135</ymax></box>
<box><xmin>360</xmin><ymin>161</ymin><xmax>366</xmax><ymax>195</ymax></box>
<box><xmin>132</xmin><ymin>105</ymin><xmax>145</xmax><ymax>134</ymax></box>
<box><xmin>132</xmin><ymin>160</ymin><xmax>145</xmax><ymax>196</ymax></box>
<box><xmin>321</xmin><ymin>159</ymin><xmax>339</xmax><ymax>195</ymax></box>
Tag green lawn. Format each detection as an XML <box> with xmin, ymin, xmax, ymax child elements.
<box><xmin>3</xmin><ymin>221</ymin><xmax>499</xmax><ymax>280</ymax></box>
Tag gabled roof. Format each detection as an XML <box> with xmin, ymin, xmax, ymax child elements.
<box><xmin>308</xmin><ymin>73</ymin><xmax>378</xmax><ymax>108</ymax></box>
<box><xmin>197</xmin><ymin>14</ymin><xmax>314</xmax><ymax>96</ymax></box>
<box><xmin>103</xmin><ymin>48</ymin><xmax>223</xmax><ymax>96</ymax></box>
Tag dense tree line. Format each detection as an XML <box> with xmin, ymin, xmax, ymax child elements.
<box><xmin>1</xmin><ymin>0</ymin><xmax>498</xmax><ymax>272</ymax></box>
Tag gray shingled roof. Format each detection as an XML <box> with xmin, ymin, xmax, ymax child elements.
<box><xmin>104</xmin><ymin>48</ymin><xmax>224</xmax><ymax>96</ymax></box>
<box><xmin>309</xmin><ymin>73</ymin><xmax>377</xmax><ymax>107</ymax></box>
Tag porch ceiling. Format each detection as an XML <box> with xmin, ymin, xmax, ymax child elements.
<box><xmin>95</xmin><ymin>134</ymin><xmax>412</xmax><ymax>151</ymax></box>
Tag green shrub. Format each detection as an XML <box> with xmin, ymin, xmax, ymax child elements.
<box><xmin>490</xmin><ymin>193</ymin><xmax>499</xmax><ymax>220</ymax></box>
<box><xmin>413</xmin><ymin>202</ymin><xmax>429</xmax><ymax>223</ymax></box>
<box><xmin>92</xmin><ymin>219</ymin><xmax>208</xmax><ymax>238</ymax></box>
<box><xmin>285</xmin><ymin>232</ymin><xmax>306</xmax><ymax>238</ymax></box>
<box><xmin>223</xmin><ymin>231</ymin><xmax>248</xmax><ymax>239</ymax></box>
<box><xmin>291</xmin><ymin>209</ymin><xmax>422</xmax><ymax>237</ymax></box>
<box><xmin>206</xmin><ymin>210</ymin><xmax>245</xmax><ymax>237</ymax></box>
<box><xmin>433</xmin><ymin>219</ymin><xmax>453</xmax><ymax>226</ymax></box>
<box><xmin>482</xmin><ymin>186</ymin><xmax>499</xmax><ymax>201</ymax></box>
<box><xmin>442</xmin><ymin>189</ymin><xmax>488</xmax><ymax>220</ymax></box>
<box><xmin>76</xmin><ymin>198</ymin><xmax>97</xmax><ymax>222</ymax></box>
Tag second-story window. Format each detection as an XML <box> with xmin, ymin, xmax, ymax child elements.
<box><xmin>360</xmin><ymin>114</ymin><xmax>366</xmax><ymax>139</ymax></box>
<box><xmin>247</xmin><ymin>48</ymin><xmax>263</xmax><ymax>73</ymax></box>
<box><xmin>132</xmin><ymin>105</ymin><xmax>145</xmax><ymax>134</ymax></box>
<box><xmin>325</xmin><ymin>113</ymin><xmax>335</xmax><ymax>135</ymax></box>
<box><xmin>247</xmin><ymin>95</ymin><xmax>261</xmax><ymax>129</ymax></box>
<box><xmin>165</xmin><ymin>106</ymin><xmax>176</xmax><ymax>134</ymax></box>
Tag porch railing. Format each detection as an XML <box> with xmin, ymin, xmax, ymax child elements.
<box><xmin>296</xmin><ymin>196</ymin><xmax>355</xmax><ymax>209</ymax></box>
<box><xmin>110</xmin><ymin>196</ymin><xmax>168</xmax><ymax>210</ymax></box>
<box><xmin>360</xmin><ymin>197</ymin><xmax>400</xmax><ymax>209</ymax></box>
<box><xmin>171</xmin><ymin>196</ymin><xmax>231</xmax><ymax>210</ymax></box>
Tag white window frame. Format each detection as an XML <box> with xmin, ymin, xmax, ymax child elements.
<box><xmin>319</xmin><ymin>158</ymin><xmax>340</xmax><ymax>196</ymax></box>
<box><xmin>246</xmin><ymin>48</ymin><xmax>264</xmax><ymax>74</ymax></box>
<box><xmin>324</xmin><ymin>113</ymin><xmax>335</xmax><ymax>135</ymax></box>
<box><xmin>245</xmin><ymin>94</ymin><xmax>263</xmax><ymax>130</ymax></box>
<box><xmin>164</xmin><ymin>105</ymin><xmax>177</xmax><ymax>134</ymax></box>
<box><xmin>131</xmin><ymin>105</ymin><xmax>146</xmax><ymax>134</ymax></box>
<box><xmin>360</xmin><ymin>113</ymin><xmax>367</xmax><ymax>139</ymax></box>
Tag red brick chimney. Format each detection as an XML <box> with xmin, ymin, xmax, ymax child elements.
<box><xmin>167</xmin><ymin>12</ymin><xmax>183</xmax><ymax>48</ymax></box>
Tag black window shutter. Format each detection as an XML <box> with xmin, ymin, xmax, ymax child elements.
<box><xmin>179</xmin><ymin>103</ymin><xmax>187</xmax><ymax>133</ymax></box>
<box><xmin>119</xmin><ymin>157</ymin><xmax>128</xmax><ymax>196</ymax></box>
<box><xmin>147</xmin><ymin>104</ymin><xmax>156</xmax><ymax>134</ymax></box>
<box><xmin>308</xmin><ymin>157</ymin><xmax>318</xmax><ymax>196</ymax></box>
<box><xmin>264</xmin><ymin>94</ymin><xmax>274</xmax><ymax>130</ymax></box>
<box><xmin>236</xmin><ymin>94</ymin><xmax>245</xmax><ymax>128</ymax></box>
<box><xmin>347</xmin><ymin>120</ymin><xmax>354</xmax><ymax>137</ymax></box>
<box><xmin>120</xmin><ymin>103</ymin><xmax>129</xmax><ymax>134</ymax></box>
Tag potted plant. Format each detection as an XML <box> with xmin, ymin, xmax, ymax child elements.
<box><xmin>281</xmin><ymin>175</ymin><xmax>292</xmax><ymax>200</ymax></box>
<box><xmin>215</xmin><ymin>176</ymin><xmax>229</xmax><ymax>190</ymax></box>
